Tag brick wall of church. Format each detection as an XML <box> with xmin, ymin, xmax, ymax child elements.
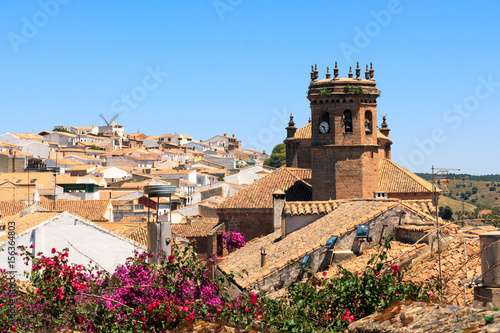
<box><xmin>388</xmin><ymin>192</ymin><xmax>434</xmax><ymax>200</ymax></box>
<box><xmin>285</xmin><ymin>139</ymin><xmax>311</xmax><ymax>169</ymax></box>
<box><xmin>311</xmin><ymin>145</ymin><xmax>379</xmax><ymax>200</ymax></box>
<box><xmin>216</xmin><ymin>208</ymin><xmax>274</xmax><ymax>243</ymax></box>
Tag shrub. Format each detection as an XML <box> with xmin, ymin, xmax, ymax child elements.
<box><xmin>2</xmin><ymin>235</ymin><xmax>438</xmax><ymax>332</ymax></box>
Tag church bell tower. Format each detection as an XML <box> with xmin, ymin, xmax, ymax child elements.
<box><xmin>309</xmin><ymin>61</ymin><xmax>381</xmax><ymax>200</ymax></box>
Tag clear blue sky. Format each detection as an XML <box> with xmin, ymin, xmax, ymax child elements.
<box><xmin>0</xmin><ymin>1</ymin><xmax>499</xmax><ymax>174</ymax></box>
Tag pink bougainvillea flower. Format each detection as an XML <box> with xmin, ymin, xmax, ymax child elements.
<box><xmin>51</xmin><ymin>248</ymin><xmax>56</xmax><ymax>254</ymax></box>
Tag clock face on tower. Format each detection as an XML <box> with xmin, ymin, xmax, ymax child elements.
<box><xmin>319</xmin><ymin>121</ymin><xmax>329</xmax><ymax>134</ymax></box>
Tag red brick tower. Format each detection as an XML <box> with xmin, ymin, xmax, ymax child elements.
<box><xmin>309</xmin><ymin>62</ymin><xmax>381</xmax><ymax>200</ymax></box>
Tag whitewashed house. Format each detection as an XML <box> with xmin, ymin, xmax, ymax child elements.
<box><xmin>0</xmin><ymin>211</ymin><xmax>146</xmax><ymax>280</ymax></box>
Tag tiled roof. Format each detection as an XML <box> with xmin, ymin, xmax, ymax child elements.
<box><xmin>0</xmin><ymin>150</ymin><xmax>33</xmax><ymax>157</ymax></box>
<box><xmin>172</xmin><ymin>220</ymin><xmax>219</xmax><ymax>238</ymax></box>
<box><xmin>65</xmin><ymin>165</ymin><xmax>97</xmax><ymax>171</ymax></box>
<box><xmin>10</xmin><ymin>133</ymin><xmax>43</xmax><ymax>141</ymax></box>
<box><xmin>284</xmin><ymin>200</ymin><xmax>341</xmax><ymax>216</ymax></box>
<box><xmin>400</xmin><ymin>200</ymin><xmax>435</xmax><ymax>216</ymax></box>
<box><xmin>0</xmin><ymin>142</ymin><xmax>22</xmax><ymax>148</ymax></box>
<box><xmin>110</xmin><ymin>224</ymin><xmax>147</xmax><ymax>247</ymax></box>
<box><xmin>293</xmin><ymin>123</ymin><xmax>311</xmax><ymax>140</ymax></box>
<box><xmin>0</xmin><ymin>201</ymin><xmax>29</xmax><ymax>217</ymax></box>
<box><xmin>37</xmin><ymin>200</ymin><xmax>111</xmax><ymax>222</ymax></box>
<box><xmin>0</xmin><ymin>212</ymin><xmax>62</xmax><ymax>243</ymax></box>
<box><xmin>55</xmin><ymin>175</ymin><xmax>100</xmax><ymax>185</ymax></box>
<box><xmin>119</xmin><ymin>215</ymin><xmax>149</xmax><ymax>223</ymax></box>
<box><xmin>64</xmin><ymin>153</ymin><xmax>102</xmax><ymax>162</ymax></box>
<box><xmin>51</xmin><ymin>158</ymin><xmax>83</xmax><ymax>166</ymax></box>
<box><xmin>218</xmin><ymin>200</ymin><xmax>399</xmax><ymax>289</ymax></box>
<box><xmin>378</xmin><ymin>159</ymin><xmax>436</xmax><ymax>193</ymax></box>
<box><xmin>405</xmin><ymin>236</ymin><xmax>480</xmax><ymax>305</ymax></box>
<box><xmin>217</xmin><ymin>167</ymin><xmax>312</xmax><ymax>209</ymax></box>
<box><xmin>399</xmin><ymin>200</ymin><xmax>439</xmax><ymax>222</ymax></box>
<box><xmin>0</xmin><ymin>172</ymin><xmax>54</xmax><ymax>188</ymax></box>
<box><xmin>0</xmin><ymin>187</ymin><xmax>36</xmax><ymax>202</ymax></box>
<box><xmin>377</xmin><ymin>131</ymin><xmax>392</xmax><ymax>142</ymax></box>
<box><xmin>323</xmin><ymin>241</ymin><xmax>430</xmax><ymax>279</ymax></box>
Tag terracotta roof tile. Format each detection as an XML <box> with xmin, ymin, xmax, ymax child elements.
<box><xmin>218</xmin><ymin>200</ymin><xmax>398</xmax><ymax>289</ymax></box>
<box><xmin>172</xmin><ymin>220</ymin><xmax>219</xmax><ymax>238</ymax></box>
<box><xmin>284</xmin><ymin>200</ymin><xmax>342</xmax><ymax>216</ymax></box>
<box><xmin>323</xmin><ymin>241</ymin><xmax>430</xmax><ymax>279</ymax></box>
<box><xmin>0</xmin><ymin>150</ymin><xmax>33</xmax><ymax>157</ymax></box>
<box><xmin>0</xmin><ymin>211</ymin><xmax>62</xmax><ymax>243</ymax></box>
<box><xmin>377</xmin><ymin>131</ymin><xmax>392</xmax><ymax>143</ymax></box>
<box><xmin>405</xmin><ymin>236</ymin><xmax>480</xmax><ymax>305</ymax></box>
<box><xmin>378</xmin><ymin>159</ymin><xmax>437</xmax><ymax>193</ymax></box>
<box><xmin>294</xmin><ymin>123</ymin><xmax>311</xmax><ymax>140</ymax></box>
<box><xmin>37</xmin><ymin>200</ymin><xmax>111</xmax><ymax>222</ymax></box>
<box><xmin>119</xmin><ymin>215</ymin><xmax>148</xmax><ymax>223</ymax></box>
<box><xmin>50</xmin><ymin>158</ymin><xmax>83</xmax><ymax>166</ymax></box>
<box><xmin>217</xmin><ymin>167</ymin><xmax>312</xmax><ymax>209</ymax></box>
<box><xmin>110</xmin><ymin>224</ymin><xmax>147</xmax><ymax>246</ymax></box>
<box><xmin>0</xmin><ymin>201</ymin><xmax>30</xmax><ymax>217</ymax></box>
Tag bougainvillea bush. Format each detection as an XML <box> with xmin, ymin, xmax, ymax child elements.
<box><xmin>0</xmin><ymin>234</ymin><xmax>439</xmax><ymax>332</ymax></box>
<box><xmin>258</xmin><ymin>236</ymin><xmax>441</xmax><ymax>332</ymax></box>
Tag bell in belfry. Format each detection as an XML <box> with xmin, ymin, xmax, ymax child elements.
<box><xmin>365</xmin><ymin>119</ymin><xmax>372</xmax><ymax>133</ymax></box>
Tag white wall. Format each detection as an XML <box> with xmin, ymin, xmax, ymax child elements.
<box><xmin>0</xmin><ymin>133</ymin><xmax>21</xmax><ymax>146</ymax></box>
<box><xmin>22</xmin><ymin>142</ymin><xmax>50</xmax><ymax>159</ymax></box>
<box><xmin>94</xmin><ymin>167</ymin><xmax>129</xmax><ymax>180</ymax></box>
<box><xmin>0</xmin><ymin>212</ymin><xmax>145</xmax><ymax>280</ymax></box>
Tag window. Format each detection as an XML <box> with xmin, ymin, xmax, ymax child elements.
<box><xmin>324</xmin><ymin>236</ymin><xmax>338</xmax><ymax>249</ymax></box>
<box><xmin>343</xmin><ymin>110</ymin><xmax>353</xmax><ymax>132</ymax></box>
<box><xmin>365</xmin><ymin>111</ymin><xmax>373</xmax><ymax>134</ymax></box>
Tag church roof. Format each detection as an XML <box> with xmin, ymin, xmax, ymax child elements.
<box><xmin>294</xmin><ymin>123</ymin><xmax>312</xmax><ymax>139</ymax></box>
<box><xmin>284</xmin><ymin>200</ymin><xmax>340</xmax><ymax>216</ymax></box>
<box><xmin>378</xmin><ymin>159</ymin><xmax>437</xmax><ymax>193</ymax></box>
<box><xmin>217</xmin><ymin>167</ymin><xmax>312</xmax><ymax>209</ymax></box>
<box><xmin>377</xmin><ymin>131</ymin><xmax>392</xmax><ymax>143</ymax></box>
<box><xmin>218</xmin><ymin>199</ymin><xmax>399</xmax><ymax>289</ymax></box>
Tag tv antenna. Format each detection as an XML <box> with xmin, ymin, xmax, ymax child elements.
<box><xmin>99</xmin><ymin>113</ymin><xmax>119</xmax><ymax>126</ymax></box>
<box><xmin>431</xmin><ymin>165</ymin><xmax>460</xmax><ymax>301</ymax></box>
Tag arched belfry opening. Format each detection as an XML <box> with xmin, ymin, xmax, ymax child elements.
<box><xmin>365</xmin><ymin>111</ymin><xmax>373</xmax><ymax>134</ymax></box>
<box><xmin>343</xmin><ymin>110</ymin><xmax>353</xmax><ymax>133</ymax></box>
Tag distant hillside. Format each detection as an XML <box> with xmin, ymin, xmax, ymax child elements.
<box><xmin>414</xmin><ymin>173</ymin><xmax>500</xmax><ymax>212</ymax></box>
<box><xmin>416</xmin><ymin>173</ymin><xmax>500</xmax><ymax>182</ymax></box>
<box><xmin>438</xmin><ymin>195</ymin><xmax>476</xmax><ymax>215</ymax></box>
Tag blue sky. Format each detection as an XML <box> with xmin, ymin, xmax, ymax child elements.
<box><xmin>0</xmin><ymin>1</ymin><xmax>499</xmax><ymax>174</ymax></box>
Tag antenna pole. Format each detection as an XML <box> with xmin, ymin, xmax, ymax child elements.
<box><xmin>432</xmin><ymin>165</ymin><xmax>460</xmax><ymax>301</ymax></box>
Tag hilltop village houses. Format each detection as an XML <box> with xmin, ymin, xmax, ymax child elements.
<box><xmin>0</xmin><ymin>62</ymin><xmax>492</xmax><ymax>307</ymax></box>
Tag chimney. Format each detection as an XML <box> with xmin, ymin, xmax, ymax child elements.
<box><xmin>474</xmin><ymin>231</ymin><xmax>500</xmax><ymax>306</ymax></box>
<box><xmin>232</xmin><ymin>134</ymin><xmax>235</xmax><ymax>138</ymax></box>
<box><xmin>263</xmin><ymin>150</ymin><xmax>266</xmax><ymax>155</ymax></box>
<box><xmin>260</xmin><ymin>248</ymin><xmax>267</xmax><ymax>267</ymax></box>
<box><xmin>273</xmin><ymin>190</ymin><xmax>286</xmax><ymax>236</ymax></box>
<box><xmin>223</xmin><ymin>133</ymin><xmax>227</xmax><ymax>137</ymax></box>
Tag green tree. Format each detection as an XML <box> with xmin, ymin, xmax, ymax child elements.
<box><xmin>439</xmin><ymin>206</ymin><xmax>453</xmax><ymax>220</ymax></box>
<box><xmin>264</xmin><ymin>143</ymin><xmax>286</xmax><ymax>168</ymax></box>
<box><xmin>89</xmin><ymin>144</ymin><xmax>101</xmax><ymax>150</ymax></box>
<box><xmin>472</xmin><ymin>186</ymin><xmax>478</xmax><ymax>194</ymax></box>
<box><xmin>52</xmin><ymin>127</ymin><xmax>70</xmax><ymax>133</ymax></box>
